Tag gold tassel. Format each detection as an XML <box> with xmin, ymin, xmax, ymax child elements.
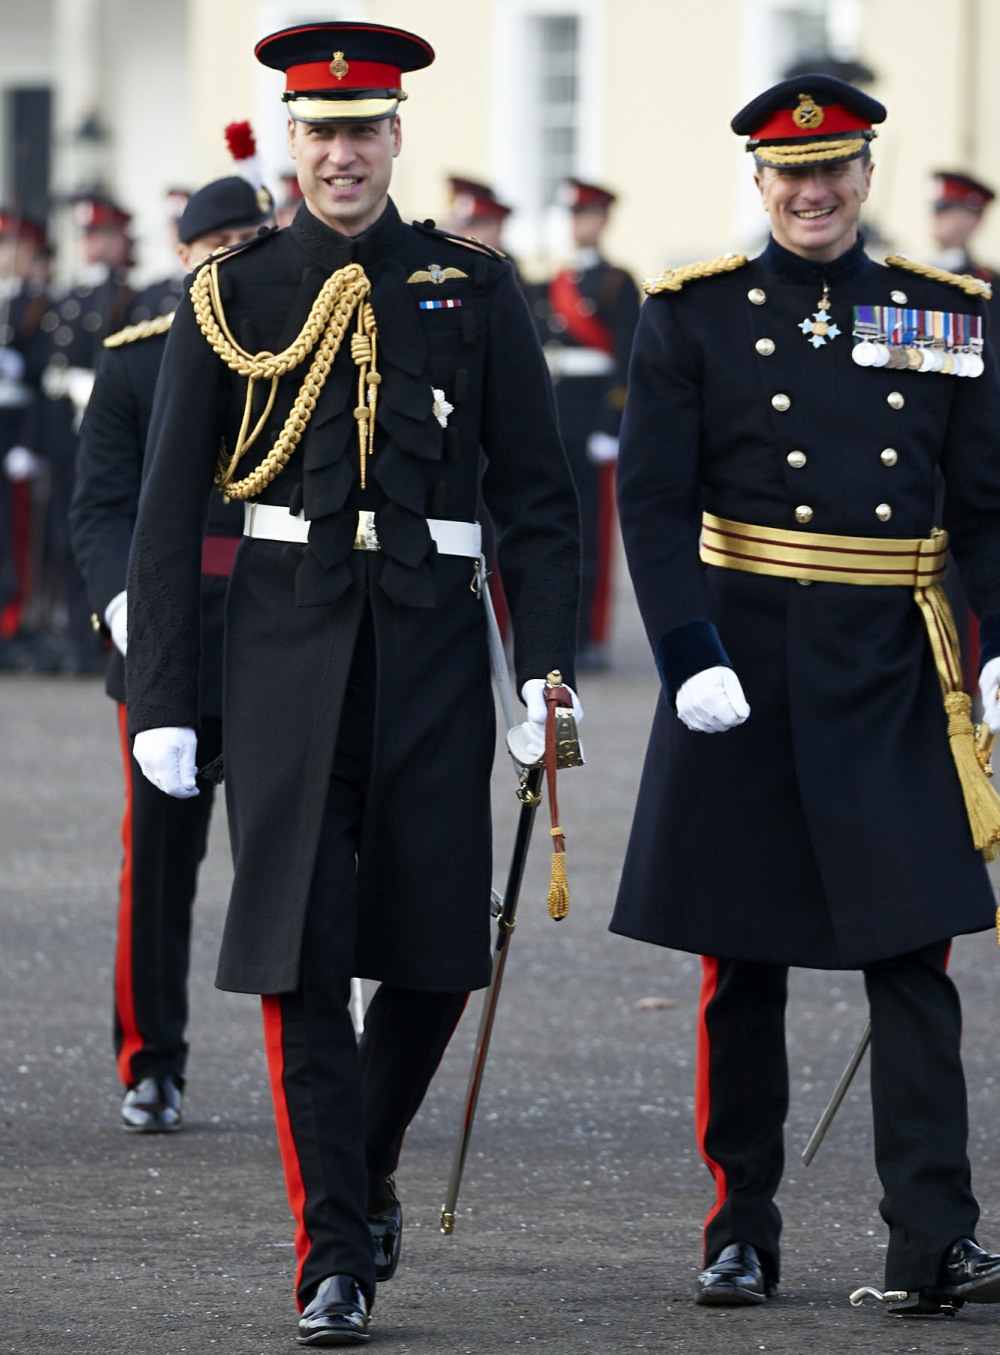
<box><xmin>944</xmin><ymin>691</ymin><xmax>1000</xmax><ymax>863</ymax></box>
<box><xmin>547</xmin><ymin>829</ymin><xmax>569</xmax><ymax>921</ymax></box>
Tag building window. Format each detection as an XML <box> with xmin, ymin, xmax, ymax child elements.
<box><xmin>534</xmin><ymin>14</ymin><xmax>580</xmax><ymax>209</ymax></box>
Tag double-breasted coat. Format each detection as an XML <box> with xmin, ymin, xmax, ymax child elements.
<box><xmin>611</xmin><ymin>235</ymin><xmax>1000</xmax><ymax>969</ymax></box>
<box><xmin>126</xmin><ymin>200</ymin><xmax>579</xmax><ymax>995</ymax></box>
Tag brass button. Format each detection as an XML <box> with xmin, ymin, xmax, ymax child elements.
<box><xmin>887</xmin><ymin>391</ymin><xmax>905</xmax><ymax>409</ymax></box>
<box><xmin>755</xmin><ymin>337</ymin><xmax>775</xmax><ymax>356</ymax></box>
<box><xmin>881</xmin><ymin>447</ymin><xmax>898</xmax><ymax>466</ymax></box>
<box><xmin>748</xmin><ymin>287</ymin><xmax>767</xmax><ymax>305</ymax></box>
<box><xmin>875</xmin><ymin>503</ymin><xmax>893</xmax><ymax>522</ymax></box>
<box><xmin>772</xmin><ymin>393</ymin><xmax>791</xmax><ymax>412</ymax></box>
<box><xmin>795</xmin><ymin>505</ymin><xmax>814</xmax><ymax>524</ymax></box>
<box><xmin>787</xmin><ymin>450</ymin><xmax>807</xmax><ymax>469</ymax></box>
<box><xmin>890</xmin><ymin>289</ymin><xmax>908</xmax><ymax>305</ymax></box>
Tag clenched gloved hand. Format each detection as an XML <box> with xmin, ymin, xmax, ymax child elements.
<box><xmin>675</xmin><ymin>665</ymin><xmax>750</xmax><ymax>733</ymax></box>
<box><xmin>507</xmin><ymin>677</ymin><xmax>584</xmax><ymax>766</ymax></box>
<box><xmin>132</xmin><ymin>727</ymin><xmax>200</xmax><ymax>798</ymax></box>
<box><xmin>980</xmin><ymin>656</ymin><xmax>1000</xmax><ymax>734</ymax></box>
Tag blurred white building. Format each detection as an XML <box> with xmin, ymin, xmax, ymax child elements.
<box><xmin>1</xmin><ymin>0</ymin><xmax>998</xmax><ymax>286</ymax></box>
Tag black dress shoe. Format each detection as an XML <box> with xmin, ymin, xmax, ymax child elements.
<box><xmin>368</xmin><ymin>1175</ymin><xmax>402</xmax><ymax>1282</ymax></box>
<box><xmin>696</xmin><ymin>1242</ymin><xmax>772</xmax><ymax>1306</ymax></box>
<box><xmin>938</xmin><ymin>1238</ymin><xmax>1000</xmax><ymax>1303</ymax></box>
<box><xmin>121</xmin><ymin>1075</ymin><xmax>183</xmax><ymax>1132</ymax></box>
<box><xmin>297</xmin><ymin>1275</ymin><xmax>370</xmax><ymax>1345</ymax></box>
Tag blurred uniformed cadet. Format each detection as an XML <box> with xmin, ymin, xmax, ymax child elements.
<box><xmin>128</xmin><ymin>186</ymin><xmax>192</xmax><ymax>323</ymax></box>
<box><xmin>124</xmin><ymin>20</ymin><xmax>579</xmax><ymax>1343</ymax></box>
<box><xmin>70</xmin><ymin>176</ymin><xmax>275</xmax><ymax>1134</ymax></box>
<box><xmin>612</xmin><ymin>74</ymin><xmax>1000</xmax><ymax>1315</ymax></box>
<box><xmin>527</xmin><ymin>179</ymin><xmax>640</xmax><ymax>670</ymax></box>
<box><xmin>441</xmin><ymin>174</ymin><xmax>514</xmax><ymax>255</ymax></box>
<box><xmin>35</xmin><ymin>193</ymin><xmax>137</xmax><ymax>672</ymax></box>
<box><xmin>931</xmin><ymin>170</ymin><xmax>999</xmax><ymax>295</ymax></box>
<box><xmin>275</xmin><ymin>171</ymin><xmax>305</xmax><ymax>228</ymax></box>
<box><xmin>0</xmin><ymin>212</ymin><xmax>51</xmax><ymax>667</ymax></box>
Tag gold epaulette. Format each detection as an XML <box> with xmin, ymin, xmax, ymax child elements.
<box><xmin>644</xmin><ymin>253</ymin><xmax>748</xmax><ymax>295</ymax></box>
<box><xmin>103</xmin><ymin>312</ymin><xmax>175</xmax><ymax>348</ymax></box>
<box><xmin>885</xmin><ymin>254</ymin><xmax>992</xmax><ymax>300</ymax></box>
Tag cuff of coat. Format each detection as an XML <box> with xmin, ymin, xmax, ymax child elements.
<box><xmin>978</xmin><ymin>612</ymin><xmax>1000</xmax><ymax>671</ymax></box>
<box><xmin>654</xmin><ymin>619</ymin><xmax>731</xmax><ymax>701</ymax></box>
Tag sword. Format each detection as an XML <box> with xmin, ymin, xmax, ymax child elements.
<box><xmin>801</xmin><ymin>1020</ymin><xmax>871</xmax><ymax>1165</ymax></box>
<box><xmin>440</xmin><ymin>758</ymin><xmax>544</xmax><ymax>1234</ymax></box>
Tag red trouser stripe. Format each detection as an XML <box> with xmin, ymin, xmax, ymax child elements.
<box><xmin>114</xmin><ymin>703</ymin><xmax>142</xmax><ymax>1083</ymax></box>
<box><xmin>695</xmin><ymin>956</ymin><xmax>727</xmax><ymax>1249</ymax></box>
<box><xmin>590</xmin><ymin>462</ymin><xmax>617</xmax><ymax>645</ymax></box>
<box><xmin>261</xmin><ymin>995</ymin><xmax>312</xmax><ymax>1310</ymax></box>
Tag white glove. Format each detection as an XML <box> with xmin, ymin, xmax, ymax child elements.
<box><xmin>675</xmin><ymin>665</ymin><xmax>750</xmax><ymax>733</ymax></box>
<box><xmin>586</xmin><ymin>431</ymin><xmax>619</xmax><ymax>464</ymax></box>
<box><xmin>104</xmin><ymin>590</ymin><xmax>128</xmax><ymax>655</ymax></box>
<box><xmin>4</xmin><ymin>445</ymin><xmax>45</xmax><ymax>482</ymax></box>
<box><xmin>0</xmin><ymin>346</ymin><xmax>25</xmax><ymax>383</ymax></box>
<box><xmin>980</xmin><ymin>656</ymin><xmax>1000</xmax><ymax>733</ymax></box>
<box><xmin>508</xmin><ymin>677</ymin><xmax>584</xmax><ymax>766</ymax></box>
<box><xmin>132</xmin><ymin>727</ymin><xmax>200</xmax><ymax>798</ymax></box>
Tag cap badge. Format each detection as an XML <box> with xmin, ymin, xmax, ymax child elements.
<box><xmin>407</xmin><ymin>263</ymin><xmax>469</xmax><ymax>285</ymax></box>
<box><xmin>792</xmin><ymin>93</ymin><xmax>824</xmax><ymax>131</ymax></box>
<box><xmin>329</xmin><ymin>51</ymin><xmax>350</xmax><ymax>81</ymax></box>
<box><xmin>256</xmin><ymin>186</ymin><xmax>274</xmax><ymax>214</ymax></box>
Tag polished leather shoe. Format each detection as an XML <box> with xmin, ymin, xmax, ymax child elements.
<box><xmin>297</xmin><ymin>1275</ymin><xmax>370</xmax><ymax>1345</ymax></box>
<box><xmin>696</xmin><ymin>1242</ymin><xmax>772</xmax><ymax>1306</ymax></box>
<box><xmin>368</xmin><ymin>1175</ymin><xmax>402</xmax><ymax>1282</ymax></box>
<box><xmin>938</xmin><ymin>1238</ymin><xmax>1000</xmax><ymax>1303</ymax></box>
<box><xmin>121</xmin><ymin>1075</ymin><xmax>182</xmax><ymax>1132</ymax></box>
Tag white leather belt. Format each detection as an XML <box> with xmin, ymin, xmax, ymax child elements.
<box><xmin>243</xmin><ymin>503</ymin><xmax>482</xmax><ymax>558</ymax></box>
<box><xmin>543</xmin><ymin>344</ymin><xmax>615</xmax><ymax>378</ymax></box>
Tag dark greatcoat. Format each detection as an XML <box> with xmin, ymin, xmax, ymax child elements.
<box><xmin>611</xmin><ymin>235</ymin><xmax>1000</xmax><ymax>969</ymax></box>
<box><xmin>126</xmin><ymin>200</ymin><xmax>579</xmax><ymax>996</ymax></box>
<box><xmin>70</xmin><ymin>324</ymin><xmax>240</xmax><ymax>712</ymax></box>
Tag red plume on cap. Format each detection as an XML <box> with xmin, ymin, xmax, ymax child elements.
<box><xmin>224</xmin><ymin>121</ymin><xmax>257</xmax><ymax>162</ymax></box>
<box><xmin>223</xmin><ymin>121</ymin><xmax>263</xmax><ymax>187</ymax></box>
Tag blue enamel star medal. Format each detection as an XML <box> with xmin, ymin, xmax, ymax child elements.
<box><xmin>799</xmin><ymin>286</ymin><xmax>840</xmax><ymax>348</ymax></box>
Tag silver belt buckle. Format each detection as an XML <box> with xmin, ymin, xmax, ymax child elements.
<box><xmin>354</xmin><ymin>510</ymin><xmax>380</xmax><ymax>552</ymax></box>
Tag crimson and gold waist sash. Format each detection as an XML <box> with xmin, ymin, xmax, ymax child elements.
<box><xmin>700</xmin><ymin>511</ymin><xmax>1000</xmax><ymax>864</ymax></box>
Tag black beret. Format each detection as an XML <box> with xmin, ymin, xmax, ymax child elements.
<box><xmin>178</xmin><ymin>177</ymin><xmax>274</xmax><ymax>245</ymax></box>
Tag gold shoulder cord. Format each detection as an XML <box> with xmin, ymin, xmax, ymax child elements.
<box><xmin>191</xmin><ymin>259</ymin><xmax>381</xmax><ymax>496</ymax></box>
<box><xmin>884</xmin><ymin>253</ymin><xmax>992</xmax><ymax>299</ymax></box>
<box><xmin>644</xmin><ymin>253</ymin><xmax>748</xmax><ymax>295</ymax></box>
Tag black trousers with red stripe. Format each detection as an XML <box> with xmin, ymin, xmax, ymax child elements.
<box><xmin>696</xmin><ymin>941</ymin><xmax>979</xmax><ymax>1290</ymax></box>
<box><xmin>114</xmin><ymin>705</ymin><xmax>221</xmax><ymax>1088</ymax></box>
<box><xmin>260</xmin><ymin>611</ymin><xmax>468</xmax><ymax>1308</ymax></box>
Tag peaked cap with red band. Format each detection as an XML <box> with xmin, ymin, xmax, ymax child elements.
<box><xmin>558</xmin><ymin>178</ymin><xmax>617</xmax><ymax>212</ymax></box>
<box><xmin>933</xmin><ymin>170</ymin><xmax>995</xmax><ymax>213</ymax></box>
<box><xmin>71</xmin><ymin>194</ymin><xmax>133</xmax><ymax>232</ymax></box>
<box><xmin>732</xmin><ymin>74</ymin><xmax>885</xmax><ymax>168</ymax></box>
<box><xmin>255</xmin><ymin>21</ymin><xmax>434</xmax><ymax>124</ymax></box>
<box><xmin>447</xmin><ymin>176</ymin><xmax>512</xmax><ymax>224</ymax></box>
<box><xmin>0</xmin><ymin>212</ymin><xmax>49</xmax><ymax>251</ymax></box>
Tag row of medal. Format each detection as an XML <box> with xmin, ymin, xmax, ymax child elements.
<box><xmin>851</xmin><ymin>304</ymin><xmax>985</xmax><ymax>377</ymax></box>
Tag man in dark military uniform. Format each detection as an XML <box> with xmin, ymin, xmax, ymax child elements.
<box><xmin>36</xmin><ymin>194</ymin><xmax>138</xmax><ymax>672</ymax></box>
<box><xmin>441</xmin><ymin>175</ymin><xmax>514</xmax><ymax>255</ymax></box>
<box><xmin>526</xmin><ymin>180</ymin><xmax>639</xmax><ymax>670</ymax></box>
<box><xmin>0</xmin><ymin>212</ymin><xmax>51</xmax><ymax>667</ymax></box>
<box><xmin>125</xmin><ymin>21</ymin><xmax>580</xmax><ymax>1345</ymax></box>
<box><xmin>70</xmin><ymin>177</ymin><xmax>275</xmax><ymax>1135</ymax></box>
<box><xmin>612</xmin><ymin>75</ymin><xmax>1000</xmax><ymax>1317</ymax></box>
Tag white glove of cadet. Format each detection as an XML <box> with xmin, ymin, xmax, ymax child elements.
<box><xmin>507</xmin><ymin>677</ymin><xmax>584</xmax><ymax>765</ymax></box>
<box><xmin>675</xmin><ymin>665</ymin><xmax>750</xmax><ymax>733</ymax></box>
<box><xmin>586</xmin><ymin>431</ymin><xmax>619</xmax><ymax>464</ymax></box>
<box><xmin>0</xmin><ymin>346</ymin><xmax>25</xmax><ymax>383</ymax></box>
<box><xmin>979</xmin><ymin>656</ymin><xmax>1000</xmax><ymax>734</ymax></box>
<box><xmin>132</xmin><ymin>727</ymin><xmax>200</xmax><ymax>798</ymax></box>
<box><xmin>4</xmin><ymin>445</ymin><xmax>45</xmax><ymax>482</ymax></box>
<box><xmin>104</xmin><ymin>590</ymin><xmax>128</xmax><ymax>656</ymax></box>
